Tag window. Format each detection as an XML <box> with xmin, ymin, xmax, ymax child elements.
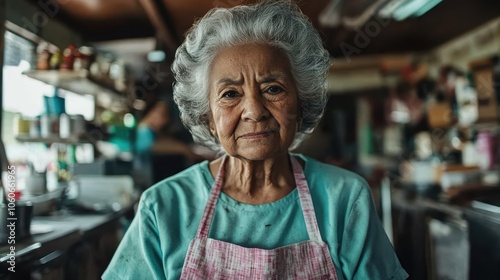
<box><xmin>2</xmin><ymin>29</ymin><xmax>94</xmax><ymax>167</ymax></box>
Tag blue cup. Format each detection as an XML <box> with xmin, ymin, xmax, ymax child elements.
<box><xmin>43</xmin><ymin>95</ymin><xmax>66</xmax><ymax>116</ymax></box>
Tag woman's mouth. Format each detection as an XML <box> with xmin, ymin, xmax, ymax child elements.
<box><xmin>239</xmin><ymin>130</ymin><xmax>275</xmax><ymax>139</ymax></box>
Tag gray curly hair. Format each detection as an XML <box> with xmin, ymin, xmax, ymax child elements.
<box><xmin>172</xmin><ymin>0</ymin><xmax>331</xmax><ymax>153</ymax></box>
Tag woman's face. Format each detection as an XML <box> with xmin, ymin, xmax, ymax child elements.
<box><xmin>208</xmin><ymin>43</ymin><xmax>299</xmax><ymax>161</ymax></box>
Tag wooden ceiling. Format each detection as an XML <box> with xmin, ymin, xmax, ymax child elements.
<box><xmin>26</xmin><ymin>0</ymin><xmax>500</xmax><ymax>62</ymax></box>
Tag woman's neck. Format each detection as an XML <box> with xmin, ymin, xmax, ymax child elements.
<box><xmin>209</xmin><ymin>153</ymin><xmax>296</xmax><ymax>204</ymax></box>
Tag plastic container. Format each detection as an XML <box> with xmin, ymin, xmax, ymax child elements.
<box><xmin>13</xmin><ymin>114</ymin><xmax>30</xmax><ymax>136</ymax></box>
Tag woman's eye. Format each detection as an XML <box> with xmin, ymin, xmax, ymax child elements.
<box><xmin>221</xmin><ymin>90</ymin><xmax>238</xmax><ymax>98</ymax></box>
<box><xmin>266</xmin><ymin>86</ymin><xmax>284</xmax><ymax>94</ymax></box>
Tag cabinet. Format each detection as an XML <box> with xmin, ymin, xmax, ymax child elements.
<box><xmin>0</xmin><ymin>206</ymin><xmax>135</xmax><ymax>280</ymax></box>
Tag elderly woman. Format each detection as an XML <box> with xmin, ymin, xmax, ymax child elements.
<box><xmin>103</xmin><ymin>1</ymin><xmax>407</xmax><ymax>279</ymax></box>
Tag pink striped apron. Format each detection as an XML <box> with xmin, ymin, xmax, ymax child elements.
<box><xmin>180</xmin><ymin>155</ymin><xmax>339</xmax><ymax>279</ymax></box>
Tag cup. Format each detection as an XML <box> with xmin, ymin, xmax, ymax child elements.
<box><xmin>0</xmin><ymin>202</ymin><xmax>33</xmax><ymax>244</ymax></box>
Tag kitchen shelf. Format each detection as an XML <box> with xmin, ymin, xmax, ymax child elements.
<box><xmin>22</xmin><ymin>70</ymin><xmax>130</xmax><ymax>110</ymax></box>
<box><xmin>15</xmin><ymin>135</ymin><xmax>92</xmax><ymax>145</ymax></box>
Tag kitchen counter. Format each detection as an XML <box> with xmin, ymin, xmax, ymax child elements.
<box><xmin>31</xmin><ymin>207</ymin><xmax>134</xmax><ymax>240</ymax></box>
<box><xmin>0</xmin><ymin>221</ymin><xmax>80</xmax><ymax>264</ymax></box>
<box><xmin>0</xmin><ymin>205</ymin><xmax>135</xmax><ymax>279</ymax></box>
<box><xmin>391</xmin><ymin>185</ymin><xmax>500</xmax><ymax>280</ymax></box>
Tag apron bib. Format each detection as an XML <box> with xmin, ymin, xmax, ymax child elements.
<box><xmin>180</xmin><ymin>155</ymin><xmax>338</xmax><ymax>279</ymax></box>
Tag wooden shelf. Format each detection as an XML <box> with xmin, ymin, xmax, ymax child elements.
<box><xmin>22</xmin><ymin>70</ymin><xmax>130</xmax><ymax>110</ymax></box>
<box><xmin>15</xmin><ymin>135</ymin><xmax>92</xmax><ymax>145</ymax></box>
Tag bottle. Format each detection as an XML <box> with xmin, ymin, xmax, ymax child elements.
<box><xmin>60</xmin><ymin>44</ymin><xmax>78</xmax><ymax>71</ymax></box>
<box><xmin>41</xmin><ymin>114</ymin><xmax>60</xmax><ymax>138</ymax></box>
<box><xmin>477</xmin><ymin>132</ymin><xmax>494</xmax><ymax>170</ymax></box>
<box><xmin>57</xmin><ymin>146</ymin><xmax>70</xmax><ymax>182</ymax></box>
<box><xmin>46</xmin><ymin>161</ymin><xmax>58</xmax><ymax>192</ymax></box>
<box><xmin>36</xmin><ymin>42</ymin><xmax>51</xmax><ymax>70</ymax></box>
<box><xmin>59</xmin><ymin>113</ymin><xmax>71</xmax><ymax>139</ymax></box>
<box><xmin>74</xmin><ymin>46</ymin><xmax>94</xmax><ymax>71</ymax></box>
<box><xmin>49</xmin><ymin>49</ymin><xmax>62</xmax><ymax>70</ymax></box>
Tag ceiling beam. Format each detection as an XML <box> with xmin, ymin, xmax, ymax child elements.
<box><xmin>137</xmin><ymin>0</ymin><xmax>178</xmax><ymax>56</ymax></box>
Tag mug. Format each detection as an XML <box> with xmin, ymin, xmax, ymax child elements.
<box><xmin>0</xmin><ymin>201</ymin><xmax>33</xmax><ymax>244</ymax></box>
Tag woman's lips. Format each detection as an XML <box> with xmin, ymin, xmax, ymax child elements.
<box><xmin>239</xmin><ymin>130</ymin><xmax>275</xmax><ymax>139</ymax></box>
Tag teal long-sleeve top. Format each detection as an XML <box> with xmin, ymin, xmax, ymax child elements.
<box><xmin>103</xmin><ymin>154</ymin><xmax>408</xmax><ymax>280</ymax></box>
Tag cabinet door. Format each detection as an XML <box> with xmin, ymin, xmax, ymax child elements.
<box><xmin>464</xmin><ymin>209</ymin><xmax>500</xmax><ymax>280</ymax></box>
<box><xmin>427</xmin><ymin>217</ymin><xmax>469</xmax><ymax>280</ymax></box>
<box><xmin>29</xmin><ymin>250</ymin><xmax>66</xmax><ymax>280</ymax></box>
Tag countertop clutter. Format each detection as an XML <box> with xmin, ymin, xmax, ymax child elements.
<box><xmin>33</xmin><ymin>42</ymin><xmax>131</xmax><ymax>100</ymax></box>
<box><xmin>0</xmin><ymin>204</ymin><xmax>135</xmax><ymax>280</ymax></box>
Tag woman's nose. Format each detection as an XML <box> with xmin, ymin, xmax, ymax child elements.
<box><xmin>241</xmin><ymin>94</ymin><xmax>270</xmax><ymax>122</ymax></box>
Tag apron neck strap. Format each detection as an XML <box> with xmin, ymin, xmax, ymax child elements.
<box><xmin>289</xmin><ymin>155</ymin><xmax>323</xmax><ymax>242</ymax></box>
<box><xmin>196</xmin><ymin>155</ymin><xmax>228</xmax><ymax>238</ymax></box>
<box><xmin>196</xmin><ymin>154</ymin><xmax>323</xmax><ymax>243</ymax></box>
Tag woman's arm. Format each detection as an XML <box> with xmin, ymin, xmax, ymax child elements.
<box><xmin>339</xmin><ymin>182</ymin><xmax>408</xmax><ymax>280</ymax></box>
<box><xmin>102</xmin><ymin>196</ymin><xmax>166</xmax><ymax>280</ymax></box>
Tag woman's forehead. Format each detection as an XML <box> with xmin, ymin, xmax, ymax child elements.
<box><xmin>209</xmin><ymin>43</ymin><xmax>293</xmax><ymax>82</ymax></box>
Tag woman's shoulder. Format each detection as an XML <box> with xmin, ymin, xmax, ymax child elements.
<box><xmin>140</xmin><ymin>161</ymin><xmax>211</xmax><ymax>208</ymax></box>
<box><xmin>298</xmin><ymin>154</ymin><xmax>370</xmax><ymax>199</ymax></box>
<box><xmin>300</xmin><ymin>155</ymin><xmax>367</xmax><ymax>185</ymax></box>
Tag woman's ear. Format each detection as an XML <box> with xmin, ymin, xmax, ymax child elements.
<box><xmin>208</xmin><ymin>117</ymin><xmax>218</xmax><ymax>138</ymax></box>
<box><xmin>210</xmin><ymin>127</ymin><xmax>217</xmax><ymax>137</ymax></box>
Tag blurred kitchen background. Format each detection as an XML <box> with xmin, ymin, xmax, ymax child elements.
<box><xmin>1</xmin><ymin>0</ymin><xmax>500</xmax><ymax>279</ymax></box>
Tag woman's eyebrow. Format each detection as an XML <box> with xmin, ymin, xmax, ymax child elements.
<box><xmin>216</xmin><ymin>72</ymin><xmax>288</xmax><ymax>86</ymax></box>
<box><xmin>216</xmin><ymin>77</ymin><xmax>242</xmax><ymax>87</ymax></box>
<box><xmin>257</xmin><ymin>72</ymin><xmax>288</xmax><ymax>83</ymax></box>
